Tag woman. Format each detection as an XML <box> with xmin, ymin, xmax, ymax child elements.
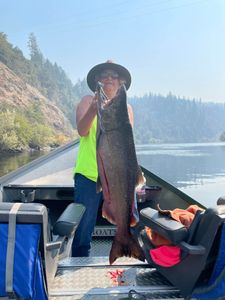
<box><xmin>72</xmin><ymin>60</ymin><xmax>133</xmax><ymax>257</ymax></box>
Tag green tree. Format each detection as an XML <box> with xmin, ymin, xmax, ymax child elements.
<box><xmin>28</xmin><ymin>32</ymin><xmax>43</xmax><ymax>65</ymax></box>
<box><xmin>14</xmin><ymin>113</ymin><xmax>33</xmax><ymax>146</ymax></box>
<box><xmin>29</xmin><ymin>124</ymin><xmax>54</xmax><ymax>149</ymax></box>
<box><xmin>0</xmin><ymin>111</ymin><xmax>20</xmax><ymax>151</ymax></box>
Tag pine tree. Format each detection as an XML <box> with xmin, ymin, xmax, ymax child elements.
<box><xmin>27</xmin><ymin>32</ymin><xmax>43</xmax><ymax>65</ymax></box>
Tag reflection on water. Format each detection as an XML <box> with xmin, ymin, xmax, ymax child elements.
<box><xmin>136</xmin><ymin>143</ymin><xmax>225</xmax><ymax>207</ymax></box>
<box><xmin>0</xmin><ymin>151</ymin><xmax>47</xmax><ymax>177</ymax></box>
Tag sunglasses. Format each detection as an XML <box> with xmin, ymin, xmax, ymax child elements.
<box><xmin>99</xmin><ymin>70</ymin><xmax>119</xmax><ymax>79</ymax></box>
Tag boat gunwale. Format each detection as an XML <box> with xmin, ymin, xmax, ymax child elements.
<box><xmin>0</xmin><ymin>141</ymin><xmax>204</xmax><ymax>209</ymax></box>
<box><xmin>141</xmin><ymin>166</ymin><xmax>205</xmax><ymax>208</ymax></box>
<box><xmin>0</xmin><ymin>139</ymin><xmax>79</xmax><ymax>186</ymax></box>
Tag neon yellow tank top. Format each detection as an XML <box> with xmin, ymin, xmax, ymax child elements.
<box><xmin>74</xmin><ymin>117</ymin><xmax>98</xmax><ymax>182</ymax></box>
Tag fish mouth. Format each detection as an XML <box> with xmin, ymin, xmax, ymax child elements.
<box><xmin>97</xmin><ymin>82</ymin><xmax>116</xmax><ymax>110</ymax></box>
<box><xmin>101</xmin><ymin>98</ymin><xmax>115</xmax><ymax>109</ymax></box>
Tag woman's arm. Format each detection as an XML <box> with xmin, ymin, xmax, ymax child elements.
<box><xmin>76</xmin><ymin>94</ymin><xmax>98</xmax><ymax>136</ymax></box>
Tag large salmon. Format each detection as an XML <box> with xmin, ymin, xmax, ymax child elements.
<box><xmin>96</xmin><ymin>83</ymin><xmax>145</xmax><ymax>264</ymax></box>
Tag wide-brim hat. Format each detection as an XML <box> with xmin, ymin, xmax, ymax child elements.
<box><xmin>87</xmin><ymin>60</ymin><xmax>131</xmax><ymax>92</ymax></box>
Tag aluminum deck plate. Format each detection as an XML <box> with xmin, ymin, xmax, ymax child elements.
<box><xmin>89</xmin><ymin>237</ymin><xmax>113</xmax><ymax>256</ymax></box>
<box><xmin>59</xmin><ymin>256</ymin><xmax>147</xmax><ymax>268</ymax></box>
<box><xmin>50</xmin><ymin>257</ymin><xmax>183</xmax><ymax>300</ymax></box>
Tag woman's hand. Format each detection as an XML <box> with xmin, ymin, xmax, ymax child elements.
<box><xmin>89</xmin><ymin>93</ymin><xmax>98</xmax><ymax>113</ymax></box>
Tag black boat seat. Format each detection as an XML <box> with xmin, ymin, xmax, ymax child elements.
<box><xmin>53</xmin><ymin>202</ymin><xmax>84</xmax><ymax>237</ymax></box>
<box><xmin>0</xmin><ymin>202</ymin><xmax>85</xmax><ymax>299</ymax></box>
<box><xmin>139</xmin><ymin>203</ymin><xmax>225</xmax><ymax>299</ymax></box>
<box><xmin>140</xmin><ymin>207</ymin><xmax>188</xmax><ymax>244</ymax></box>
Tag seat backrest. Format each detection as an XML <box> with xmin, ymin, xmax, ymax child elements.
<box><xmin>52</xmin><ymin>202</ymin><xmax>85</xmax><ymax>260</ymax></box>
<box><xmin>192</xmin><ymin>221</ymin><xmax>225</xmax><ymax>299</ymax></box>
<box><xmin>0</xmin><ymin>202</ymin><xmax>48</xmax><ymax>299</ymax></box>
<box><xmin>0</xmin><ymin>201</ymin><xmax>86</xmax><ymax>299</ymax></box>
<box><xmin>140</xmin><ymin>205</ymin><xmax>225</xmax><ymax>298</ymax></box>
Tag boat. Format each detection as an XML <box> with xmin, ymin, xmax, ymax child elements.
<box><xmin>0</xmin><ymin>140</ymin><xmax>225</xmax><ymax>300</ymax></box>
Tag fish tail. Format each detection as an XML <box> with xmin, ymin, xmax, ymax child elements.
<box><xmin>109</xmin><ymin>233</ymin><xmax>145</xmax><ymax>265</ymax></box>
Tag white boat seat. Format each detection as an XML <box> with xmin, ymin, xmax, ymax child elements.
<box><xmin>0</xmin><ymin>201</ymin><xmax>85</xmax><ymax>299</ymax></box>
<box><xmin>0</xmin><ymin>202</ymin><xmax>47</xmax><ymax>223</ymax></box>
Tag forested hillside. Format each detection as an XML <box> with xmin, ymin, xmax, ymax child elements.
<box><xmin>0</xmin><ymin>61</ymin><xmax>76</xmax><ymax>151</ymax></box>
<box><xmin>0</xmin><ymin>32</ymin><xmax>88</xmax><ymax>152</ymax></box>
<box><xmin>129</xmin><ymin>94</ymin><xmax>225</xmax><ymax>144</ymax></box>
<box><xmin>0</xmin><ymin>32</ymin><xmax>89</xmax><ymax>127</ymax></box>
<box><xmin>0</xmin><ymin>31</ymin><xmax>224</xmax><ymax>150</ymax></box>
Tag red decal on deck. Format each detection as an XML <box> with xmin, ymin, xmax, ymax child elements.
<box><xmin>107</xmin><ymin>269</ymin><xmax>125</xmax><ymax>285</ymax></box>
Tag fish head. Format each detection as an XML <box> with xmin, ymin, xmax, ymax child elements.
<box><xmin>97</xmin><ymin>84</ymin><xmax>128</xmax><ymax>130</ymax></box>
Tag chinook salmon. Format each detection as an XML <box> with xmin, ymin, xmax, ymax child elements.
<box><xmin>96</xmin><ymin>83</ymin><xmax>145</xmax><ymax>264</ymax></box>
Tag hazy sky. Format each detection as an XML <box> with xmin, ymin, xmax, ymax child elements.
<box><xmin>1</xmin><ymin>0</ymin><xmax>225</xmax><ymax>102</ymax></box>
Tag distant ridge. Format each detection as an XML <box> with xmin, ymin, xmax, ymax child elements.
<box><xmin>129</xmin><ymin>94</ymin><xmax>225</xmax><ymax>144</ymax></box>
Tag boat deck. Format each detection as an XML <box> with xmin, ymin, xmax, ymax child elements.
<box><xmin>49</xmin><ymin>256</ymin><xmax>183</xmax><ymax>300</ymax></box>
<box><xmin>48</xmin><ymin>238</ymin><xmax>184</xmax><ymax>299</ymax></box>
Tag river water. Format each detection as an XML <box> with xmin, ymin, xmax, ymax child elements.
<box><xmin>136</xmin><ymin>143</ymin><xmax>225</xmax><ymax>207</ymax></box>
<box><xmin>0</xmin><ymin>143</ymin><xmax>225</xmax><ymax>207</ymax></box>
<box><xmin>0</xmin><ymin>150</ymin><xmax>48</xmax><ymax>178</ymax></box>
